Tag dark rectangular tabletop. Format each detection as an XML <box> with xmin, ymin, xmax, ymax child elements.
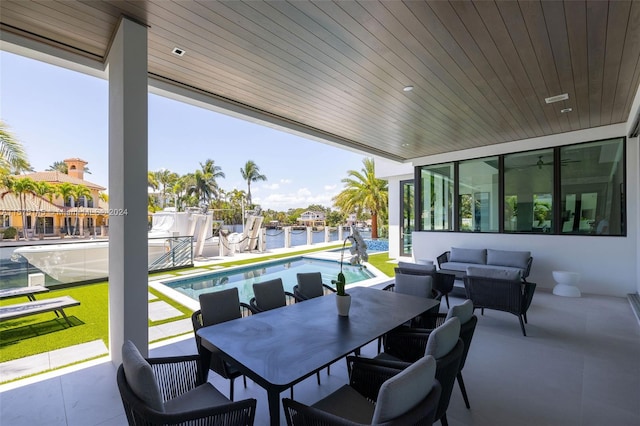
<box><xmin>197</xmin><ymin>286</ymin><xmax>439</xmax><ymax>389</ymax></box>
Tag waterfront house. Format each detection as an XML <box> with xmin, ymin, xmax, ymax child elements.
<box><xmin>0</xmin><ymin>158</ymin><xmax>108</xmax><ymax>238</ymax></box>
<box><xmin>296</xmin><ymin>210</ymin><xmax>326</xmax><ymax>228</ymax></box>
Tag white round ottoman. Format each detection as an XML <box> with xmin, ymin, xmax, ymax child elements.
<box><xmin>552</xmin><ymin>271</ymin><xmax>581</xmax><ymax>297</ymax></box>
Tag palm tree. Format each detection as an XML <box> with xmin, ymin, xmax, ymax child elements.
<box><xmin>56</xmin><ymin>182</ymin><xmax>75</xmax><ymax>235</ymax></box>
<box><xmin>200</xmin><ymin>159</ymin><xmax>225</xmax><ymax>181</ymax></box>
<box><xmin>153</xmin><ymin>169</ymin><xmax>179</xmax><ymax>208</ymax></box>
<box><xmin>47</xmin><ymin>161</ymin><xmax>68</xmax><ymax>173</ymax></box>
<box><xmin>333</xmin><ymin>158</ymin><xmax>388</xmax><ymax>239</ymax></box>
<box><xmin>33</xmin><ymin>181</ymin><xmax>54</xmax><ymax>237</ymax></box>
<box><xmin>0</xmin><ymin>176</ymin><xmax>36</xmax><ymax>238</ymax></box>
<box><xmin>227</xmin><ymin>189</ymin><xmax>248</xmax><ymax>225</ymax></box>
<box><xmin>188</xmin><ymin>169</ymin><xmax>216</xmax><ymax>207</ymax></box>
<box><xmin>0</xmin><ymin>121</ymin><xmax>31</xmax><ymax>176</ymax></box>
<box><xmin>240</xmin><ymin>160</ymin><xmax>266</xmax><ymax>206</ymax></box>
<box><xmin>71</xmin><ymin>184</ymin><xmax>92</xmax><ymax>235</ymax></box>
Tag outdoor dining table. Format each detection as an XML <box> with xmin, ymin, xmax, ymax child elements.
<box><xmin>197</xmin><ymin>285</ymin><xmax>440</xmax><ymax>426</ymax></box>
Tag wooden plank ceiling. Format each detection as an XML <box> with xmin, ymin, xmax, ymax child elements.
<box><xmin>1</xmin><ymin>0</ymin><xmax>639</xmax><ymax>162</ymax></box>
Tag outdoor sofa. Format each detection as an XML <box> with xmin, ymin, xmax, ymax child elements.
<box><xmin>437</xmin><ymin>247</ymin><xmax>533</xmax><ymax>282</ymax></box>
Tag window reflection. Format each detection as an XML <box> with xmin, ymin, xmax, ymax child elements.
<box><xmin>560</xmin><ymin>138</ymin><xmax>624</xmax><ymax>235</ymax></box>
<box><xmin>504</xmin><ymin>149</ymin><xmax>554</xmax><ymax>233</ymax></box>
<box><xmin>420</xmin><ymin>164</ymin><xmax>453</xmax><ymax>231</ymax></box>
<box><xmin>459</xmin><ymin>157</ymin><xmax>498</xmax><ymax>232</ymax></box>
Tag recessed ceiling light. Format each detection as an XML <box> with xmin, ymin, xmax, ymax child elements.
<box><xmin>401</xmin><ymin>143</ymin><xmax>410</xmax><ymax>147</ymax></box>
<box><xmin>561</xmin><ymin>108</ymin><xmax>573</xmax><ymax>113</ymax></box>
<box><xmin>545</xmin><ymin>93</ymin><xmax>569</xmax><ymax>104</ymax></box>
<box><xmin>403</xmin><ymin>86</ymin><xmax>414</xmax><ymax>92</ymax></box>
<box><xmin>172</xmin><ymin>47</ymin><xmax>186</xmax><ymax>57</ymax></box>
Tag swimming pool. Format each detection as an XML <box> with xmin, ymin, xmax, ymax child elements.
<box><xmin>164</xmin><ymin>256</ymin><xmax>376</xmax><ymax>304</ymax></box>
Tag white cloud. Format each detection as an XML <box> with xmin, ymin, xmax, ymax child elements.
<box><xmin>280</xmin><ymin>178</ymin><xmax>292</xmax><ymax>184</ymax></box>
<box><xmin>263</xmin><ymin>183</ymin><xmax>280</xmax><ymax>190</ymax></box>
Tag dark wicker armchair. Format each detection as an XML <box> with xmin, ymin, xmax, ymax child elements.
<box><xmin>463</xmin><ymin>267</ymin><xmax>536</xmax><ymax>336</ymax></box>
<box><xmin>191</xmin><ymin>287</ymin><xmax>253</xmax><ymax>400</ymax></box>
<box><xmin>282</xmin><ymin>355</ymin><xmax>441</xmax><ymax>426</ymax></box>
<box><xmin>117</xmin><ymin>341</ymin><xmax>256</xmax><ymax>426</ymax></box>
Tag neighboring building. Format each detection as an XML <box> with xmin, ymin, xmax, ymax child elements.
<box><xmin>296</xmin><ymin>211</ymin><xmax>326</xmax><ymax>227</ymax></box>
<box><xmin>0</xmin><ymin>158</ymin><xmax>108</xmax><ymax>238</ymax></box>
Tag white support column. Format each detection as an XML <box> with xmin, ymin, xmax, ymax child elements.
<box><xmin>306</xmin><ymin>226</ymin><xmax>313</xmax><ymax>245</ymax></box>
<box><xmin>107</xmin><ymin>17</ymin><xmax>148</xmax><ymax>363</ymax></box>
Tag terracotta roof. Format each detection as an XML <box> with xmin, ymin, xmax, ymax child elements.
<box><xmin>0</xmin><ymin>193</ymin><xmax>63</xmax><ymax>214</ymax></box>
<box><xmin>24</xmin><ymin>171</ymin><xmax>106</xmax><ymax>190</ymax></box>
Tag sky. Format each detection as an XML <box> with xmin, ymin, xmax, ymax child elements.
<box><xmin>0</xmin><ymin>51</ymin><xmax>367</xmax><ymax>211</ymax></box>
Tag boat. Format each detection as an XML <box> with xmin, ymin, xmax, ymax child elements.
<box><xmin>12</xmin><ymin>208</ymin><xmax>232</xmax><ymax>284</ymax></box>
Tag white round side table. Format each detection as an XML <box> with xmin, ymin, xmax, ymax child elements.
<box><xmin>552</xmin><ymin>271</ymin><xmax>581</xmax><ymax>297</ymax></box>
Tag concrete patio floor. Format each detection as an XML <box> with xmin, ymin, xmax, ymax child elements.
<box><xmin>1</xmin><ymin>288</ymin><xmax>638</xmax><ymax>426</ymax></box>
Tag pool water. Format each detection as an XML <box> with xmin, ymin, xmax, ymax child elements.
<box><xmin>164</xmin><ymin>257</ymin><xmax>375</xmax><ymax>304</ymax></box>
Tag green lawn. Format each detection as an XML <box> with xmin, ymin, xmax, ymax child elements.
<box><xmin>0</xmin><ymin>246</ymin><xmax>394</xmax><ymax>375</ymax></box>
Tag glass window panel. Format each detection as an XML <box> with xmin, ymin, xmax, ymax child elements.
<box><xmin>401</xmin><ymin>180</ymin><xmax>414</xmax><ymax>255</ymax></box>
<box><xmin>458</xmin><ymin>157</ymin><xmax>499</xmax><ymax>232</ymax></box>
<box><xmin>504</xmin><ymin>149</ymin><xmax>554</xmax><ymax>233</ymax></box>
<box><xmin>419</xmin><ymin>163</ymin><xmax>453</xmax><ymax>231</ymax></box>
<box><xmin>560</xmin><ymin>138</ymin><xmax>624</xmax><ymax>235</ymax></box>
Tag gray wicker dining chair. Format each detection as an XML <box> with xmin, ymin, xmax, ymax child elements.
<box><xmin>282</xmin><ymin>354</ymin><xmax>441</xmax><ymax>425</ymax></box>
<box><xmin>249</xmin><ymin>278</ymin><xmax>299</xmax><ymax>312</ymax></box>
<box><xmin>371</xmin><ymin>317</ymin><xmax>464</xmax><ymax>426</ymax></box>
<box><xmin>249</xmin><ymin>277</ymin><xmax>300</xmax><ymax>398</ymax></box>
<box><xmin>382</xmin><ymin>300</ymin><xmax>478</xmax><ymax>409</ymax></box>
<box><xmin>293</xmin><ymin>272</ymin><xmax>336</xmax><ymax>300</ymax></box>
<box><xmin>191</xmin><ymin>287</ymin><xmax>253</xmax><ymax>401</ymax></box>
<box><xmin>293</xmin><ymin>272</ymin><xmax>337</xmax><ymax>380</ymax></box>
<box><xmin>117</xmin><ymin>340</ymin><xmax>256</xmax><ymax>426</ymax></box>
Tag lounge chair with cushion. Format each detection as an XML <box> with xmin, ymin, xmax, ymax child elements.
<box><xmin>282</xmin><ymin>355</ymin><xmax>441</xmax><ymax>425</ymax></box>
<box><xmin>117</xmin><ymin>340</ymin><xmax>256</xmax><ymax>425</ymax></box>
<box><xmin>463</xmin><ymin>266</ymin><xmax>536</xmax><ymax>336</ymax></box>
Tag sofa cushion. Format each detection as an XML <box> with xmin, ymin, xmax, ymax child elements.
<box><xmin>372</xmin><ymin>355</ymin><xmax>437</xmax><ymax>423</ymax></box>
<box><xmin>397</xmin><ymin>261</ymin><xmax>435</xmax><ymax>275</ymax></box>
<box><xmin>466</xmin><ymin>266</ymin><xmax>521</xmax><ymax>281</ymax></box>
<box><xmin>121</xmin><ymin>340</ymin><xmax>164</xmax><ymax>412</ymax></box>
<box><xmin>449</xmin><ymin>247</ymin><xmax>486</xmax><ymax>265</ymax></box>
<box><xmin>415</xmin><ymin>259</ymin><xmax>434</xmax><ymax>266</ymax></box>
<box><xmin>487</xmin><ymin>249</ymin><xmax>530</xmax><ymax>270</ymax></box>
<box><xmin>440</xmin><ymin>262</ymin><xmax>474</xmax><ymax>273</ymax></box>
